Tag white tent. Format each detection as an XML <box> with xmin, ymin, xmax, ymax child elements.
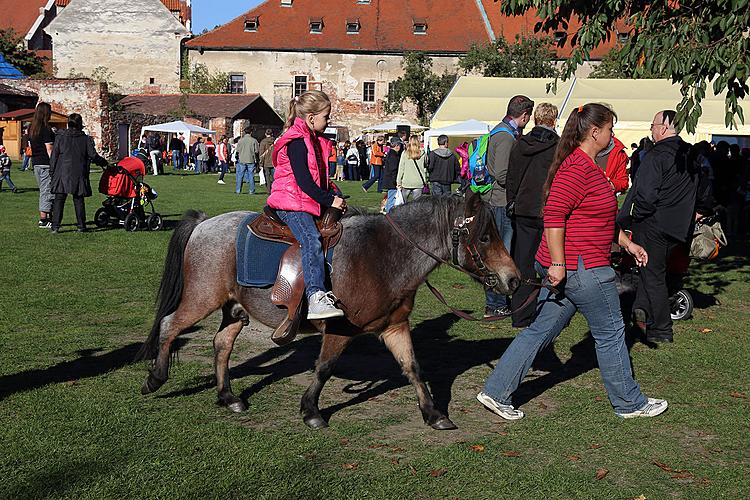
<box><xmin>362</xmin><ymin>120</ymin><xmax>427</xmax><ymax>133</ymax></box>
<box><xmin>423</xmin><ymin>119</ymin><xmax>490</xmax><ymax>149</ymax></box>
<box><xmin>139</xmin><ymin>121</ymin><xmax>217</xmax><ymax>175</ymax></box>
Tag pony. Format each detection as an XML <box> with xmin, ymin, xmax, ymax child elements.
<box><xmin>137</xmin><ymin>192</ymin><xmax>520</xmax><ymax>430</ymax></box>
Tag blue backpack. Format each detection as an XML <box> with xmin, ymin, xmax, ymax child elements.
<box><xmin>467</xmin><ymin>126</ymin><xmax>515</xmax><ymax>194</ymax></box>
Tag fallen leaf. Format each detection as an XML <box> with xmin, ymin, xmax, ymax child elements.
<box><xmin>429</xmin><ymin>468</ymin><xmax>448</xmax><ymax>477</ymax></box>
<box><xmin>502</xmin><ymin>450</ymin><xmax>520</xmax><ymax>457</ymax></box>
<box><xmin>595</xmin><ymin>468</ymin><xmax>609</xmax><ymax>480</ymax></box>
<box><xmin>567</xmin><ymin>455</ymin><xmax>581</xmax><ymax>462</ymax></box>
<box><xmin>537</xmin><ymin>401</ymin><xmax>548</xmax><ymax>410</ymax></box>
<box><xmin>671</xmin><ymin>472</ymin><xmax>694</xmax><ymax>480</ymax></box>
<box><xmin>470</xmin><ymin>444</ymin><xmax>485</xmax><ymax>453</ymax></box>
<box><xmin>391</xmin><ymin>446</ymin><xmax>405</xmax><ymax>453</ymax></box>
<box><xmin>730</xmin><ymin>391</ymin><xmax>749</xmax><ymax>400</ymax></box>
<box><xmin>595</xmin><ymin>396</ymin><xmax>603</xmax><ymax>402</ymax></box>
<box><xmin>633</xmin><ymin>495</ymin><xmax>646</xmax><ymax>500</ymax></box>
<box><xmin>699</xmin><ymin>328</ymin><xmax>713</xmax><ymax>334</ymax></box>
<box><xmin>653</xmin><ymin>460</ymin><xmax>673</xmax><ymax>472</ymax></box>
<box><xmin>340</xmin><ymin>438</ymin><xmax>349</xmax><ymax>445</ymax></box>
<box><xmin>451</xmin><ymin>284</ymin><xmax>465</xmax><ymax>289</ymax></box>
<box><xmin>391</xmin><ymin>458</ymin><xmax>400</xmax><ymax>465</ymax></box>
<box><xmin>589</xmin><ymin>443</ymin><xmax>604</xmax><ymax>450</ymax></box>
<box><xmin>342</xmin><ymin>463</ymin><xmax>358</xmax><ymax>470</ymax></box>
<box><xmin>497</xmin><ymin>431</ymin><xmax>509</xmax><ymax>436</ymax></box>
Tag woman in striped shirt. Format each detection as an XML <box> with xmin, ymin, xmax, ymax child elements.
<box><xmin>477</xmin><ymin>103</ymin><xmax>668</xmax><ymax>420</ymax></box>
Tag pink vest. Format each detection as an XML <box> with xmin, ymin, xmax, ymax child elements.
<box><xmin>267</xmin><ymin>118</ymin><xmax>331</xmax><ymax>216</ymax></box>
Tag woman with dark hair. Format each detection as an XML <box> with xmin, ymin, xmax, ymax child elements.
<box><xmin>49</xmin><ymin>113</ymin><xmax>107</xmax><ymax>233</ymax></box>
<box><xmin>29</xmin><ymin>102</ymin><xmax>55</xmax><ymax>228</ymax></box>
<box><xmin>477</xmin><ymin>103</ymin><xmax>667</xmax><ymax>420</ymax></box>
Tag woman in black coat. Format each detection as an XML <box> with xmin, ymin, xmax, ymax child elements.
<box><xmin>49</xmin><ymin>113</ymin><xmax>107</xmax><ymax>233</ymax></box>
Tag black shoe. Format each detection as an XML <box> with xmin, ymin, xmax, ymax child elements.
<box><xmin>632</xmin><ymin>308</ymin><xmax>647</xmax><ymax>332</ymax></box>
<box><xmin>647</xmin><ymin>332</ymin><xmax>674</xmax><ymax>343</ymax></box>
<box><xmin>50</xmin><ymin>228</ymin><xmax>59</xmax><ymax>234</ymax></box>
<box><xmin>484</xmin><ymin>306</ymin><xmax>512</xmax><ymax>319</ymax></box>
<box><xmin>11</xmin><ymin>188</ymin><xmax>18</xmax><ymax>193</ymax></box>
<box><xmin>38</xmin><ymin>219</ymin><xmax>52</xmax><ymax>229</ymax></box>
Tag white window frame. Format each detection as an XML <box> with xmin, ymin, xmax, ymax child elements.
<box><xmin>294</xmin><ymin>75</ymin><xmax>308</xmax><ymax>97</ymax></box>
<box><xmin>363</xmin><ymin>81</ymin><xmax>375</xmax><ymax>103</ymax></box>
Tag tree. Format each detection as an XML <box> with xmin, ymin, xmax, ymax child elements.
<box><xmin>498</xmin><ymin>1</ymin><xmax>749</xmax><ymax>132</ymax></box>
<box><xmin>459</xmin><ymin>34</ymin><xmax>558</xmax><ymax>78</ymax></box>
<box><xmin>0</xmin><ymin>29</ymin><xmax>47</xmax><ymax>76</ymax></box>
<box><xmin>589</xmin><ymin>46</ymin><xmax>669</xmax><ymax>79</ymax></box>
<box><xmin>183</xmin><ymin>62</ymin><xmax>230</xmax><ymax>94</ymax></box>
<box><xmin>385</xmin><ymin>52</ymin><xmax>457</xmax><ymax>126</ymax></box>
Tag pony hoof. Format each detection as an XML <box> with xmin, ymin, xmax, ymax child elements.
<box><xmin>140</xmin><ymin>374</ymin><xmax>165</xmax><ymax>395</ymax></box>
<box><xmin>303</xmin><ymin>416</ymin><xmax>329</xmax><ymax>430</ymax></box>
<box><xmin>226</xmin><ymin>401</ymin><xmax>247</xmax><ymax>413</ymax></box>
<box><xmin>430</xmin><ymin>417</ymin><xmax>458</xmax><ymax>431</ymax></box>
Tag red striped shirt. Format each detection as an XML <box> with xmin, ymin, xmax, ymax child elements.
<box><xmin>536</xmin><ymin>148</ymin><xmax>617</xmax><ymax>270</ymax></box>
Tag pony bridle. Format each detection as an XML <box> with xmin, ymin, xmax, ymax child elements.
<box><xmin>450</xmin><ymin>215</ymin><xmax>501</xmax><ymax>289</ymax></box>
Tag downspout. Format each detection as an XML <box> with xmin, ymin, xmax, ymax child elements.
<box><xmin>473</xmin><ymin>0</ymin><xmax>496</xmax><ymax>42</ymax></box>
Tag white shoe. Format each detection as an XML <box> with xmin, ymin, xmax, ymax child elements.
<box><xmin>307</xmin><ymin>291</ymin><xmax>345</xmax><ymax>320</ymax></box>
<box><xmin>217</xmin><ymin>180</ymin><xmax>225</xmax><ymax>184</ymax></box>
<box><xmin>616</xmin><ymin>398</ymin><xmax>668</xmax><ymax>418</ymax></box>
<box><xmin>476</xmin><ymin>392</ymin><xmax>524</xmax><ymax>420</ymax></box>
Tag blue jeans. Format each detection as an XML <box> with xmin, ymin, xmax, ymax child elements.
<box><xmin>485</xmin><ymin>205</ymin><xmax>514</xmax><ymax>309</ymax></box>
<box><xmin>0</xmin><ymin>172</ymin><xmax>16</xmax><ymax>190</ymax></box>
<box><xmin>483</xmin><ymin>257</ymin><xmax>648</xmax><ymax>414</ymax></box>
<box><xmin>362</xmin><ymin>165</ymin><xmax>382</xmax><ymax>191</ymax></box>
<box><xmin>275</xmin><ymin>210</ymin><xmax>326</xmax><ymax>298</ymax></box>
<box><xmin>431</xmin><ymin>182</ymin><xmax>451</xmax><ymax>196</ymax></box>
<box><xmin>384</xmin><ymin>189</ymin><xmax>399</xmax><ymax>212</ymax></box>
<box><xmin>235</xmin><ymin>162</ymin><xmax>256</xmax><ymax>194</ymax></box>
<box><xmin>218</xmin><ymin>160</ymin><xmax>228</xmax><ymax>181</ymax></box>
<box><xmin>21</xmin><ymin>154</ymin><xmax>30</xmax><ymax>171</ymax></box>
<box><xmin>171</xmin><ymin>150</ymin><xmax>180</xmax><ymax>170</ymax></box>
<box><xmin>194</xmin><ymin>159</ymin><xmax>203</xmax><ymax>174</ymax></box>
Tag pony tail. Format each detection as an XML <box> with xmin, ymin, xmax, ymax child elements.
<box><xmin>542</xmin><ymin>107</ymin><xmax>583</xmax><ymax>210</ymax></box>
<box><xmin>284</xmin><ymin>98</ymin><xmax>298</xmax><ymax>131</ymax></box>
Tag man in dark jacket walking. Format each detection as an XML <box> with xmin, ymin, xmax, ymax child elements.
<box><xmin>505</xmin><ymin>103</ymin><xmax>559</xmax><ymax>327</ymax></box>
<box><xmin>623</xmin><ymin>110</ymin><xmax>698</xmax><ymax>343</ymax></box>
<box><xmin>426</xmin><ymin>134</ymin><xmax>459</xmax><ymax>195</ymax></box>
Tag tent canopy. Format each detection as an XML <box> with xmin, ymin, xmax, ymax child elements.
<box><xmin>423</xmin><ymin>119</ymin><xmax>490</xmax><ymax>149</ymax></box>
<box><xmin>140</xmin><ymin>120</ymin><xmax>216</xmax><ymax>138</ymax></box>
<box><xmin>362</xmin><ymin>120</ymin><xmax>427</xmax><ymax>133</ymax></box>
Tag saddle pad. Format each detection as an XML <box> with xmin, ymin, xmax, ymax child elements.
<box><xmin>236</xmin><ymin>213</ymin><xmax>335</xmax><ymax>288</ymax></box>
<box><xmin>236</xmin><ymin>213</ymin><xmax>289</xmax><ymax>287</ymax></box>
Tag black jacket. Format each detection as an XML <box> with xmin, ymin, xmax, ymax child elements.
<box><xmin>618</xmin><ymin>136</ymin><xmax>698</xmax><ymax>242</ymax></box>
<box><xmin>381</xmin><ymin>148</ymin><xmax>401</xmax><ymax>190</ymax></box>
<box><xmin>426</xmin><ymin>147</ymin><xmax>459</xmax><ymax>184</ymax></box>
<box><xmin>50</xmin><ymin>129</ymin><xmax>107</xmax><ymax>197</ymax></box>
<box><xmin>506</xmin><ymin>126</ymin><xmax>558</xmax><ymax>218</ymax></box>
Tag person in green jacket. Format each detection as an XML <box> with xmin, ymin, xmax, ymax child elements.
<box><xmin>397</xmin><ymin>135</ymin><xmax>429</xmax><ymax>202</ymax></box>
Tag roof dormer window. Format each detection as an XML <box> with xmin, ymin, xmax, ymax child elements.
<box><xmin>309</xmin><ymin>17</ymin><xmax>323</xmax><ymax>34</ymax></box>
<box><xmin>346</xmin><ymin>19</ymin><xmax>361</xmax><ymax>34</ymax></box>
<box><xmin>412</xmin><ymin>18</ymin><xmax>427</xmax><ymax>35</ymax></box>
<box><xmin>280</xmin><ymin>0</ymin><xmax>293</xmax><ymax>6</ymax></box>
<box><xmin>244</xmin><ymin>16</ymin><xmax>259</xmax><ymax>32</ymax></box>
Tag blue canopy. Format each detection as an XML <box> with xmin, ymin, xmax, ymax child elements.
<box><xmin>0</xmin><ymin>53</ymin><xmax>25</xmax><ymax>79</ymax></box>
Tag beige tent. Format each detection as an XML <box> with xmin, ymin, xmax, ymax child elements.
<box><xmin>432</xmin><ymin>76</ymin><xmax>750</xmax><ymax>150</ymax></box>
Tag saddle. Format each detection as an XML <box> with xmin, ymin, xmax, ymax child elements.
<box><xmin>248</xmin><ymin>206</ymin><xmax>343</xmax><ymax>345</ymax></box>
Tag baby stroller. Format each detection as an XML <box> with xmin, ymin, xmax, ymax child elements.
<box><xmin>612</xmin><ymin>241</ymin><xmax>693</xmax><ymax>321</ymax></box>
<box><xmin>95</xmin><ymin>150</ymin><xmax>162</xmax><ymax>231</ymax></box>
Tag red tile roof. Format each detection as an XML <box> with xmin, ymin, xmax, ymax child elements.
<box><xmin>186</xmin><ymin>0</ymin><xmax>614</xmax><ymax>58</ymax></box>
<box><xmin>0</xmin><ymin>0</ymin><xmax>50</xmax><ymax>39</ymax></box>
<box><xmin>55</xmin><ymin>0</ymin><xmax>191</xmax><ymax>26</ymax></box>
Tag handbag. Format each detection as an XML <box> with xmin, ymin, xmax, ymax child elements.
<box><xmin>690</xmin><ymin>217</ymin><xmax>727</xmax><ymax>260</ymax></box>
<box><xmin>413</xmin><ymin>159</ymin><xmax>430</xmax><ymax>194</ymax></box>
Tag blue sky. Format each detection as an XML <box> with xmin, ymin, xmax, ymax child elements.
<box><xmin>192</xmin><ymin>0</ymin><xmax>263</xmax><ymax>34</ymax></box>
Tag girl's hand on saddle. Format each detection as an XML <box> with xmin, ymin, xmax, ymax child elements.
<box><xmin>332</xmin><ymin>196</ymin><xmax>346</xmax><ymax>212</ymax></box>
<box><xmin>546</xmin><ymin>264</ymin><xmax>566</xmax><ymax>287</ymax></box>
<box><xmin>625</xmin><ymin>241</ymin><xmax>648</xmax><ymax>267</ymax></box>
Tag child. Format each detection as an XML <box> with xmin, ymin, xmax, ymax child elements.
<box><xmin>0</xmin><ymin>146</ymin><xmax>18</xmax><ymax>193</ymax></box>
<box><xmin>267</xmin><ymin>90</ymin><xmax>347</xmax><ymax>319</ymax></box>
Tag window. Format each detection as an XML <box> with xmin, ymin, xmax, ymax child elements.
<box><xmin>244</xmin><ymin>17</ymin><xmax>259</xmax><ymax>32</ymax></box>
<box><xmin>346</xmin><ymin>19</ymin><xmax>360</xmax><ymax>34</ymax></box>
<box><xmin>356</xmin><ymin>0</ymin><xmax>371</xmax><ymax>4</ymax></box>
<box><xmin>412</xmin><ymin>19</ymin><xmax>427</xmax><ymax>35</ymax></box>
<box><xmin>229</xmin><ymin>74</ymin><xmax>245</xmax><ymax>94</ymax></box>
<box><xmin>149</xmin><ymin>77</ymin><xmax>155</xmax><ymax>84</ymax></box>
<box><xmin>309</xmin><ymin>18</ymin><xmax>323</xmax><ymax>33</ymax></box>
<box><xmin>280</xmin><ymin>0</ymin><xmax>293</xmax><ymax>6</ymax></box>
<box><xmin>294</xmin><ymin>75</ymin><xmax>308</xmax><ymax>97</ymax></box>
<box><xmin>363</xmin><ymin>82</ymin><xmax>375</xmax><ymax>103</ymax></box>
<box><xmin>617</xmin><ymin>31</ymin><xmax>630</xmax><ymax>44</ymax></box>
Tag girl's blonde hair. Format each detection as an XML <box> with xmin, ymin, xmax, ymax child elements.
<box><xmin>285</xmin><ymin>90</ymin><xmax>331</xmax><ymax>130</ymax></box>
<box><xmin>406</xmin><ymin>135</ymin><xmax>422</xmax><ymax>160</ymax></box>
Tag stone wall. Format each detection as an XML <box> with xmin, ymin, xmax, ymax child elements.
<box><xmin>188</xmin><ymin>49</ymin><xmax>459</xmax><ymax>136</ymax></box>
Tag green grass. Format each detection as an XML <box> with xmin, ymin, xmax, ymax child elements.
<box><xmin>1</xmin><ymin>165</ymin><xmax>749</xmax><ymax>499</ymax></box>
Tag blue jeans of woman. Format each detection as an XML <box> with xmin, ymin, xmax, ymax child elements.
<box><xmin>347</xmin><ymin>163</ymin><xmax>359</xmax><ymax>181</ymax></box>
<box><xmin>275</xmin><ymin>210</ymin><xmax>326</xmax><ymax>298</ymax></box>
<box><xmin>217</xmin><ymin>160</ymin><xmax>228</xmax><ymax>181</ymax></box>
<box><xmin>384</xmin><ymin>189</ymin><xmax>399</xmax><ymax>212</ymax></box>
<box><xmin>362</xmin><ymin>165</ymin><xmax>382</xmax><ymax>191</ymax></box>
<box><xmin>482</xmin><ymin>256</ymin><xmax>648</xmax><ymax>414</ymax></box>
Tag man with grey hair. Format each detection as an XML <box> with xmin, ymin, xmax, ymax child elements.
<box><xmin>622</xmin><ymin>110</ymin><xmax>698</xmax><ymax>343</ymax></box>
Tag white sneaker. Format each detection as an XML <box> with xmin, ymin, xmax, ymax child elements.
<box><xmin>616</xmin><ymin>398</ymin><xmax>668</xmax><ymax>419</ymax></box>
<box><xmin>476</xmin><ymin>392</ymin><xmax>524</xmax><ymax>420</ymax></box>
<box><xmin>307</xmin><ymin>291</ymin><xmax>345</xmax><ymax>320</ymax></box>
<box><xmin>217</xmin><ymin>180</ymin><xmax>225</xmax><ymax>184</ymax></box>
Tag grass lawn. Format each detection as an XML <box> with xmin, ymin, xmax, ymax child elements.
<box><xmin>1</xmin><ymin>164</ymin><xmax>749</xmax><ymax>499</ymax></box>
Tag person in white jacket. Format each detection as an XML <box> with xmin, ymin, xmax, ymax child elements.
<box><xmin>345</xmin><ymin>144</ymin><xmax>360</xmax><ymax>181</ymax></box>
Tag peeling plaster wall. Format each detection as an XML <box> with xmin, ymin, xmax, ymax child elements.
<box><xmin>188</xmin><ymin>49</ymin><xmax>459</xmax><ymax>135</ymax></box>
<box><xmin>46</xmin><ymin>0</ymin><xmax>188</xmax><ymax>94</ymax></box>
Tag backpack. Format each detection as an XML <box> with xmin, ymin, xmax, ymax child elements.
<box><xmin>346</xmin><ymin>152</ymin><xmax>358</xmax><ymax>165</ymax></box>
<box><xmin>467</xmin><ymin>126</ymin><xmax>515</xmax><ymax>194</ymax></box>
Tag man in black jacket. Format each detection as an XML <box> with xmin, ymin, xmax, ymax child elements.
<box><xmin>626</xmin><ymin>110</ymin><xmax>698</xmax><ymax>343</ymax></box>
<box><xmin>506</xmin><ymin>103</ymin><xmax>559</xmax><ymax>327</ymax></box>
<box><xmin>426</xmin><ymin>134</ymin><xmax>459</xmax><ymax>195</ymax></box>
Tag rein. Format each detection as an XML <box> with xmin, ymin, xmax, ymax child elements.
<box><xmin>384</xmin><ymin>211</ymin><xmax>557</xmax><ymax>322</ymax></box>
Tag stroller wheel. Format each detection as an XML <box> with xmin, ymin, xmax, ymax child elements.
<box><xmin>670</xmin><ymin>289</ymin><xmax>693</xmax><ymax>321</ymax></box>
<box><xmin>94</xmin><ymin>208</ymin><xmax>109</xmax><ymax>228</ymax></box>
<box><xmin>147</xmin><ymin>213</ymin><xmax>163</xmax><ymax>231</ymax></box>
<box><xmin>124</xmin><ymin>212</ymin><xmax>140</xmax><ymax>232</ymax></box>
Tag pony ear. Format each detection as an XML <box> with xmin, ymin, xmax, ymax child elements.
<box><xmin>464</xmin><ymin>189</ymin><xmax>483</xmax><ymax>216</ymax></box>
